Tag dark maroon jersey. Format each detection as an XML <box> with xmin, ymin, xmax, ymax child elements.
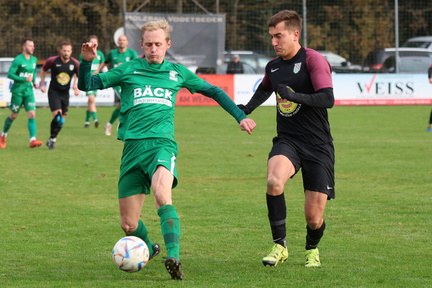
<box><xmin>43</xmin><ymin>56</ymin><xmax>79</xmax><ymax>92</ymax></box>
<box><xmin>261</xmin><ymin>47</ymin><xmax>333</xmax><ymax>144</ymax></box>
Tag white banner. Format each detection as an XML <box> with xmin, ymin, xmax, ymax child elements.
<box><xmin>0</xmin><ymin>75</ymin><xmax>114</xmax><ymax>107</ymax></box>
<box><xmin>233</xmin><ymin>73</ymin><xmax>432</xmax><ymax>106</ymax></box>
<box><xmin>331</xmin><ymin>73</ymin><xmax>431</xmax><ymax>105</ymax></box>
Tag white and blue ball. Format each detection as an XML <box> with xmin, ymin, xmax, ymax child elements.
<box><xmin>112</xmin><ymin>236</ymin><xmax>149</xmax><ymax>272</ymax></box>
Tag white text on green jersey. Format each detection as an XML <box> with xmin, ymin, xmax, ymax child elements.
<box><xmin>133</xmin><ymin>85</ymin><xmax>173</xmax><ymax>107</ymax></box>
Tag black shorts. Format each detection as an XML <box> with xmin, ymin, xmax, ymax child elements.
<box><xmin>48</xmin><ymin>89</ymin><xmax>70</xmax><ymax>114</ymax></box>
<box><xmin>269</xmin><ymin>136</ymin><xmax>335</xmax><ymax>199</ymax></box>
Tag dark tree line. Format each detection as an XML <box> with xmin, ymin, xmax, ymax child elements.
<box><xmin>0</xmin><ymin>0</ymin><xmax>431</xmax><ymax>65</ymax></box>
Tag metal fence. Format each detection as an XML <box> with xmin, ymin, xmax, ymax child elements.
<box><xmin>0</xmin><ymin>0</ymin><xmax>431</xmax><ymax>67</ymax></box>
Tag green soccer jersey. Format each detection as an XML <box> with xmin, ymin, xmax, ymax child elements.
<box><xmin>105</xmin><ymin>48</ymin><xmax>138</xmax><ymax>68</ymax></box>
<box><xmin>8</xmin><ymin>53</ymin><xmax>38</xmax><ymax>94</ymax></box>
<box><xmin>98</xmin><ymin>58</ymin><xmax>204</xmax><ymax>141</ymax></box>
<box><xmin>78</xmin><ymin>58</ymin><xmax>246</xmax><ymax>142</ymax></box>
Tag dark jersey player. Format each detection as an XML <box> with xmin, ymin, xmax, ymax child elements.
<box><xmin>238</xmin><ymin>10</ymin><xmax>335</xmax><ymax>268</ymax></box>
<box><xmin>40</xmin><ymin>40</ymin><xmax>80</xmax><ymax>149</ymax></box>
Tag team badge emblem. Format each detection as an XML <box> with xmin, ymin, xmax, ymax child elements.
<box><xmin>293</xmin><ymin>62</ymin><xmax>302</xmax><ymax>74</ymax></box>
<box><xmin>169</xmin><ymin>71</ymin><xmax>178</xmax><ymax>81</ymax></box>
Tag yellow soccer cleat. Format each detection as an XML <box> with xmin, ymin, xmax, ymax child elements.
<box><xmin>305</xmin><ymin>248</ymin><xmax>321</xmax><ymax>268</ymax></box>
<box><xmin>262</xmin><ymin>243</ymin><xmax>289</xmax><ymax>266</ymax></box>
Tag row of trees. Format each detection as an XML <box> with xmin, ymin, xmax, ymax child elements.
<box><xmin>0</xmin><ymin>0</ymin><xmax>431</xmax><ymax>66</ymax></box>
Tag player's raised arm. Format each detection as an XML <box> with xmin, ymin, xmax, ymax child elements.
<box><xmin>80</xmin><ymin>42</ymin><xmax>98</xmax><ymax>62</ymax></box>
<box><xmin>78</xmin><ymin>42</ymin><xmax>104</xmax><ymax>92</ymax></box>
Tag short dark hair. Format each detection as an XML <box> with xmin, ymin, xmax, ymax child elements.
<box><xmin>268</xmin><ymin>10</ymin><xmax>302</xmax><ymax>34</ymax></box>
<box><xmin>60</xmin><ymin>40</ymin><xmax>72</xmax><ymax>48</ymax></box>
<box><xmin>21</xmin><ymin>37</ymin><xmax>34</xmax><ymax>46</ymax></box>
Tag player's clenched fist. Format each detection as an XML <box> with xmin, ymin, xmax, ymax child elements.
<box><xmin>240</xmin><ymin>118</ymin><xmax>256</xmax><ymax>135</ymax></box>
<box><xmin>81</xmin><ymin>42</ymin><xmax>98</xmax><ymax>62</ymax></box>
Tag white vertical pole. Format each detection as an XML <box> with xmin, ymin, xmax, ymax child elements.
<box><xmin>303</xmin><ymin>0</ymin><xmax>307</xmax><ymax>48</ymax></box>
<box><xmin>395</xmin><ymin>0</ymin><xmax>399</xmax><ymax>73</ymax></box>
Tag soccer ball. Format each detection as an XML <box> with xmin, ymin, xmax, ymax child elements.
<box><xmin>112</xmin><ymin>236</ymin><xmax>149</xmax><ymax>272</ymax></box>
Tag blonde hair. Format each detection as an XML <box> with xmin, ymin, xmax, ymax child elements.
<box><xmin>141</xmin><ymin>19</ymin><xmax>172</xmax><ymax>42</ymax></box>
<box><xmin>88</xmin><ymin>35</ymin><xmax>99</xmax><ymax>42</ymax></box>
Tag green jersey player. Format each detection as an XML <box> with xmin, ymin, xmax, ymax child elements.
<box><xmin>94</xmin><ymin>35</ymin><xmax>139</xmax><ymax>136</ymax></box>
<box><xmin>0</xmin><ymin>37</ymin><xmax>43</xmax><ymax>149</ymax></box>
<box><xmin>79</xmin><ymin>19</ymin><xmax>256</xmax><ymax>280</ymax></box>
<box><xmin>79</xmin><ymin>35</ymin><xmax>105</xmax><ymax>128</ymax></box>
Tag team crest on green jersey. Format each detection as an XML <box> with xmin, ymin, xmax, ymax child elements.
<box><xmin>169</xmin><ymin>71</ymin><xmax>178</xmax><ymax>81</ymax></box>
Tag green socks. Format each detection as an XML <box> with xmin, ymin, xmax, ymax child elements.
<box><xmin>85</xmin><ymin>111</ymin><xmax>98</xmax><ymax>122</ymax></box>
<box><xmin>109</xmin><ymin>108</ymin><xmax>120</xmax><ymax>124</ymax></box>
<box><xmin>2</xmin><ymin>117</ymin><xmax>36</xmax><ymax>138</ymax></box>
<box><xmin>158</xmin><ymin>205</ymin><xmax>181</xmax><ymax>260</ymax></box>
<box><xmin>28</xmin><ymin>118</ymin><xmax>37</xmax><ymax>138</ymax></box>
<box><xmin>85</xmin><ymin>110</ymin><xmax>91</xmax><ymax>122</ymax></box>
<box><xmin>128</xmin><ymin>205</ymin><xmax>181</xmax><ymax>260</ymax></box>
<box><xmin>3</xmin><ymin>116</ymin><xmax>13</xmax><ymax>133</ymax></box>
<box><xmin>128</xmin><ymin>220</ymin><xmax>155</xmax><ymax>256</ymax></box>
<box><xmin>91</xmin><ymin>111</ymin><xmax>98</xmax><ymax>121</ymax></box>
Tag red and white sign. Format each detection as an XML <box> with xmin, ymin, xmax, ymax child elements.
<box><xmin>332</xmin><ymin>74</ymin><xmax>432</xmax><ymax>105</ymax></box>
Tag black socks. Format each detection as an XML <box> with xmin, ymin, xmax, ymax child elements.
<box><xmin>305</xmin><ymin>221</ymin><xmax>326</xmax><ymax>250</ymax></box>
<box><xmin>266</xmin><ymin>193</ymin><xmax>287</xmax><ymax>247</ymax></box>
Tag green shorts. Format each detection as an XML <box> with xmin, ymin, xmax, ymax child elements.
<box><xmin>118</xmin><ymin>138</ymin><xmax>178</xmax><ymax>198</ymax></box>
<box><xmin>9</xmin><ymin>91</ymin><xmax>36</xmax><ymax>113</ymax></box>
<box><xmin>86</xmin><ymin>90</ymin><xmax>97</xmax><ymax>96</ymax></box>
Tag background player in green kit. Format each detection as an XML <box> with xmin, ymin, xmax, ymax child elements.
<box><xmin>78</xmin><ymin>19</ymin><xmax>256</xmax><ymax>280</ymax></box>
<box><xmin>0</xmin><ymin>37</ymin><xmax>43</xmax><ymax>149</ymax></box>
<box><xmin>79</xmin><ymin>35</ymin><xmax>105</xmax><ymax>128</ymax></box>
<box><xmin>94</xmin><ymin>35</ymin><xmax>138</xmax><ymax>136</ymax></box>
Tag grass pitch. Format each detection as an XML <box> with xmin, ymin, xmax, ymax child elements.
<box><xmin>0</xmin><ymin>105</ymin><xmax>431</xmax><ymax>287</ymax></box>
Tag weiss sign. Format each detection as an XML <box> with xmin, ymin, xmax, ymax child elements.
<box><xmin>234</xmin><ymin>73</ymin><xmax>432</xmax><ymax>106</ymax></box>
<box><xmin>332</xmin><ymin>74</ymin><xmax>431</xmax><ymax>105</ymax></box>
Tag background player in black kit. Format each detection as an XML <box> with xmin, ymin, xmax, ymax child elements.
<box><xmin>238</xmin><ymin>10</ymin><xmax>335</xmax><ymax>268</ymax></box>
<box><xmin>40</xmin><ymin>40</ymin><xmax>80</xmax><ymax>149</ymax></box>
